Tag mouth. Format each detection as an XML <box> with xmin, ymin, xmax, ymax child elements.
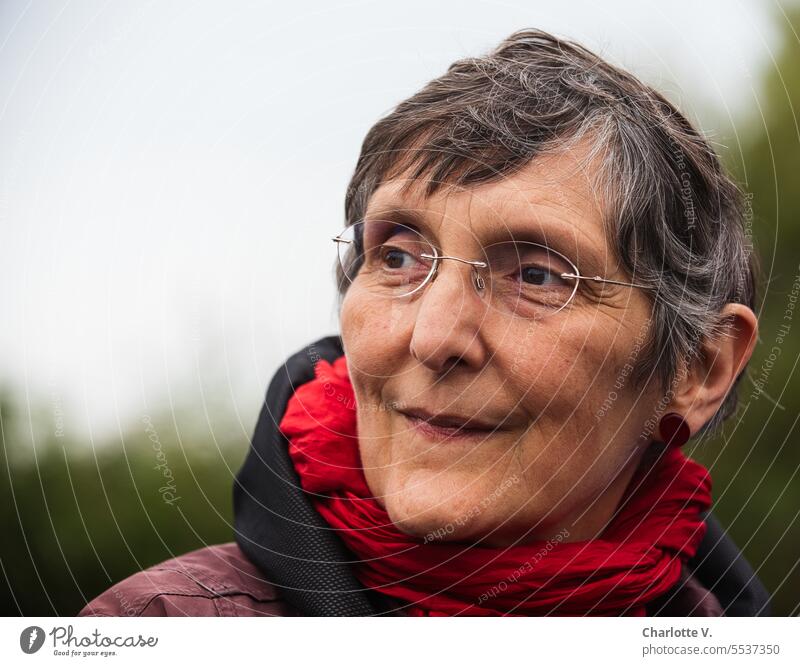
<box><xmin>398</xmin><ymin>407</ymin><xmax>509</xmax><ymax>442</ymax></box>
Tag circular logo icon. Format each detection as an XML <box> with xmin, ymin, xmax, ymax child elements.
<box><xmin>20</xmin><ymin>626</ymin><xmax>45</xmax><ymax>654</ymax></box>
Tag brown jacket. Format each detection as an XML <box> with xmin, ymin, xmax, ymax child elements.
<box><xmin>79</xmin><ymin>543</ymin><xmax>295</xmax><ymax>617</ymax></box>
<box><xmin>79</xmin><ymin>541</ymin><xmax>724</xmax><ymax>617</ymax></box>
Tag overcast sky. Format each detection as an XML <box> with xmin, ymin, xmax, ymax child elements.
<box><xmin>0</xmin><ymin>0</ymin><xmax>790</xmax><ymax>442</ymax></box>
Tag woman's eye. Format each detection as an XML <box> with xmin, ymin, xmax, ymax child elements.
<box><xmin>382</xmin><ymin>247</ymin><xmax>415</xmax><ymax>269</ymax></box>
<box><xmin>520</xmin><ymin>265</ymin><xmax>559</xmax><ymax>286</ymax></box>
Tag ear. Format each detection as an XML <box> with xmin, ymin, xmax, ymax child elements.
<box><xmin>667</xmin><ymin>303</ymin><xmax>759</xmax><ymax>434</ymax></box>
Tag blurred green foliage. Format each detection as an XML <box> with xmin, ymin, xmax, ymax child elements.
<box><xmin>3</xmin><ymin>9</ymin><xmax>800</xmax><ymax>618</ymax></box>
<box><xmin>686</xmin><ymin>5</ymin><xmax>800</xmax><ymax>618</ymax></box>
<box><xmin>0</xmin><ymin>389</ymin><xmax>247</xmax><ymax>616</ymax></box>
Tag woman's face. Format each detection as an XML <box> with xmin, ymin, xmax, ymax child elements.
<box><xmin>340</xmin><ymin>145</ymin><xmax>661</xmax><ymax>546</ymax></box>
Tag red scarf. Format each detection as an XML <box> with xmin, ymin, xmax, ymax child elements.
<box><xmin>280</xmin><ymin>355</ymin><xmax>712</xmax><ymax>616</ymax></box>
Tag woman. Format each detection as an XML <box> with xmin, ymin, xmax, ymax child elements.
<box><xmin>80</xmin><ymin>28</ymin><xmax>770</xmax><ymax>617</ymax></box>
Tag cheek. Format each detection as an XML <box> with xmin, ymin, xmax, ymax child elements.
<box><xmin>340</xmin><ymin>287</ymin><xmax>408</xmax><ymax>376</ymax></box>
<box><xmin>501</xmin><ymin>318</ymin><xmax>650</xmax><ymax>489</ymax></box>
<box><xmin>340</xmin><ymin>287</ymin><xmax>406</xmax><ymax>497</ymax></box>
<box><xmin>561</xmin><ymin>319</ymin><xmax>655</xmax><ymax>440</ymax></box>
<box><xmin>505</xmin><ymin>317</ymin><xmax>643</xmax><ymax>429</ymax></box>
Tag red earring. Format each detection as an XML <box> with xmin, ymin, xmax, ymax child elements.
<box><xmin>658</xmin><ymin>412</ymin><xmax>691</xmax><ymax>447</ymax></box>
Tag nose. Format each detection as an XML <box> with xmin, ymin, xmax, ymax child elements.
<box><xmin>408</xmin><ymin>259</ymin><xmax>489</xmax><ymax>373</ymax></box>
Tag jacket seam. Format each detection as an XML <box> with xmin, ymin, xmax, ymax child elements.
<box><xmin>138</xmin><ymin>592</ymin><xmax>223</xmax><ymax>617</ymax></box>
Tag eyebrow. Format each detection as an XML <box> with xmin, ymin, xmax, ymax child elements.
<box><xmin>363</xmin><ymin>202</ymin><xmax>608</xmax><ymax>275</ymax></box>
<box><xmin>363</xmin><ymin>205</ymin><xmax>426</xmax><ymax>230</ymax></box>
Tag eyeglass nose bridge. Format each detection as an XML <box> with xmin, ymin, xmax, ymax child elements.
<box><xmin>419</xmin><ymin>252</ymin><xmax>489</xmax><ymax>292</ymax></box>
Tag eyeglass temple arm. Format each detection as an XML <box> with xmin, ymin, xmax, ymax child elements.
<box><xmin>420</xmin><ymin>252</ymin><xmax>487</xmax><ymax>268</ymax></box>
<box><xmin>560</xmin><ymin>273</ymin><xmax>653</xmax><ymax>291</ymax></box>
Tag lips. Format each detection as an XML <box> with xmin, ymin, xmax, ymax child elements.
<box><xmin>398</xmin><ymin>407</ymin><xmax>508</xmax><ymax>441</ymax></box>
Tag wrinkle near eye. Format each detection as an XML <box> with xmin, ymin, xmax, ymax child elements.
<box><xmin>574</xmin><ymin>282</ymin><xmax>632</xmax><ymax>311</ymax></box>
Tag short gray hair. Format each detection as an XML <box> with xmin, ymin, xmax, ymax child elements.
<box><xmin>340</xmin><ymin>28</ymin><xmax>758</xmax><ymax>435</ymax></box>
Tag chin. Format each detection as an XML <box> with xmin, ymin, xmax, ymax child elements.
<box><xmin>387</xmin><ymin>504</ymin><xmax>484</xmax><ymax>544</ymax></box>
<box><xmin>379</xmin><ymin>468</ymin><xmax>504</xmax><ymax>544</ymax></box>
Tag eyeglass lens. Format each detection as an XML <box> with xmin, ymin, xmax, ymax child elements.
<box><xmin>336</xmin><ymin>220</ymin><xmax>579</xmax><ymax>319</ymax></box>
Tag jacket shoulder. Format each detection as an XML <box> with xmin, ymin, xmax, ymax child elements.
<box><xmin>78</xmin><ymin>542</ymin><xmax>297</xmax><ymax>617</ymax></box>
<box><xmin>689</xmin><ymin>511</ymin><xmax>771</xmax><ymax>616</ymax></box>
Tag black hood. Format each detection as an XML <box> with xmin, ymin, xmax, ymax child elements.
<box><xmin>233</xmin><ymin>335</ymin><xmax>771</xmax><ymax>616</ymax></box>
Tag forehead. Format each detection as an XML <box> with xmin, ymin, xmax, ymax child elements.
<box><xmin>364</xmin><ymin>142</ymin><xmax>609</xmax><ymax>255</ymax></box>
